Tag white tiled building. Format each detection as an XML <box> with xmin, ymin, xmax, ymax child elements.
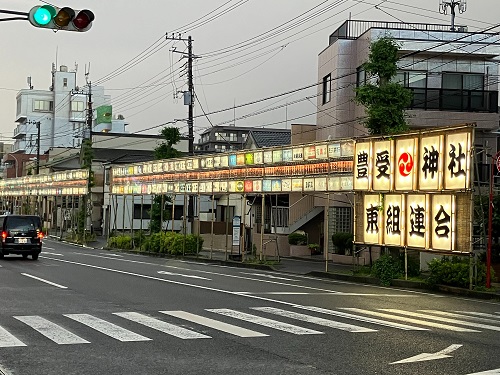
<box><xmin>13</xmin><ymin>64</ymin><xmax>128</xmax><ymax>155</ymax></box>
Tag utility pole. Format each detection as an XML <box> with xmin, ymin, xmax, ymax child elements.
<box><xmin>167</xmin><ymin>33</ymin><xmax>197</xmax><ymax>226</ymax></box>
<box><xmin>27</xmin><ymin>119</ymin><xmax>41</xmax><ymax>215</ymax></box>
<box><xmin>84</xmin><ymin>81</ymin><xmax>93</xmax><ymax>239</ymax></box>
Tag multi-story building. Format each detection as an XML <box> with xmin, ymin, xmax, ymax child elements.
<box><xmin>196</xmin><ymin>125</ymin><xmax>277</xmax><ymax>153</ymax></box>
<box><xmin>315</xmin><ymin>19</ymin><xmax>500</xmax><ymax>255</ymax></box>
<box><xmin>13</xmin><ymin>64</ymin><xmax>128</xmax><ymax>155</ymax></box>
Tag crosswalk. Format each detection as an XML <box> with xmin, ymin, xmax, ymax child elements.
<box><xmin>0</xmin><ymin>308</ymin><xmax>498</xmax><ymax>347</ymax></box>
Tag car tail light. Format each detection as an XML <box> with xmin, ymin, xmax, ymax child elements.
<box><xmin>1</xmin><ymin>231</ymin><xmax>7</xmax><ymax>241</ymax></box>
<box><xmin>37</xmin><ymin>231</ymin><xmax>44</xmax><ymax>240</ymax></box>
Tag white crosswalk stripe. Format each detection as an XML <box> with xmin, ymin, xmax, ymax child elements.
<box><xmin>296</xmin><ymin>306</ymin><xmax>429</xmax><ymax>331</ymax></box>
<box><xmin>64</xmin><ymin>314</ymin><xmax>151</xmax><ymax>342</ymax></box>
<box><xmin>421</xmin><ymin>310</ymin><xmax>500</xmax><ymax>325</ymax></box>
<box><xmin>161</xmin><ymin>311</ymin><xmax>268</xmax><ymax>338</ymax></box>
<box><xmin>342</xmin><ymin>308</ymin><xmax>479</xmax><ymax>332</ymax></box>
<box><xmin>115</xmin><ymin>312</ymin><xmax>211</xmax><ymax>339</ymax></box>
<box><xmin>15</xmin><ymin>316</ymin><xmax>89</xmax><ymax>345</ymax></box>
<box><xmin>0</xmin><ymin>325</ymin><xmax>26</xmax><ymax>347</ymax></box>
<box><xmin>456</xmin><ymin>311</ymin><xmax>500</xmax><ymax>320</ymax></box>
<box><xmin>381</xmin><ymin>309</ymin><xmax>500</xmax><ymax>332</ymax></box>
<box><xmin>207</xmin><ymin>308</ymin><xmax>323</xmax><ymax>335</ymax></box>
<box><xmin>251</xmin><ymin>307</ymin><xmax>376</xmax><ymax>333</ymax></box>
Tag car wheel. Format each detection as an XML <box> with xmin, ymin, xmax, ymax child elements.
<box><xmin>31</xmin><ymin>253</ymin><xmax>39</xmax><ymax>260</ymax></box>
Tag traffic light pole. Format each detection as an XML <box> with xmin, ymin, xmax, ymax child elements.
<box><xmin>0</xmin><ymin>9</ymin><xmax>28</xmax><ymax>22</ymax></box>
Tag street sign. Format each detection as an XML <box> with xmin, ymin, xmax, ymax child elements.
<box><xmin>232</xmin><ymin>216</ymin><xmax>241</xmax><ymax>247</ymax></box>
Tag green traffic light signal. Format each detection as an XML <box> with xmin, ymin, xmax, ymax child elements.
<box><xmin>29</xmin><ymin>5</ymin><xmax>94</xmax><ymax>32</ymax></box>
<box><xmin>32</xmin><ymin>5</ymin><xmax>56</xmax><ymax>26</ymax></box>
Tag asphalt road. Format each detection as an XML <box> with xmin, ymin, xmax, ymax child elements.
<box><xmin>0</xmin><ymin>239</ymin><xmax>499</xmax><ymax>375</ymax></box>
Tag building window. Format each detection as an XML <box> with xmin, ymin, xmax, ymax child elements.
<box><xmin>16</xmin><ymin>98</ymin><xmax>21</xmax><ymax>115</ymax></box>
<box><xmin>63</xmin><ymin>78</ymin><xmax>68</xmax><ymax>87</ymax></box>
<box><xmin>134</xmin><ymin>204</ymin><xmax>151</xmax><ymax>219</ymax></box>
<box><xmin>356</xmin><ymin>67</ymin><xmax>366</xmax><ymax>87</ymax></box>
<box><xmin>442</xmin><ymin>72</ymin><xmax>484</xmax><ymax>90</ymax></box>
<box><xmin>214</xmin><ymin>144</ymin><xmax>227</xmax><ymax>151</ymax></box>
<box><xmin>394</xmin><ymin>71</ymin><xmax>427</xmax><ymax>88</ymax></box>
<box><xmin>331</xmin><ymin>206</ymin><xmax>352</xmax><ymax>234</ymax></box>
<box><xmin>215</xmin><ymin>132</ymin><xmax>226</xmax><ymax>141</ymax></box>
<box><xmin>33</xmin><ymin>100</ymin><xmax>53</xmax><ymax>112</ymax></box>
<box><xmin>228</xmin><ymin>133</ymin><xmax>237</xmax><ymax>142</ymax></box>
<box><xmin>322</xmin><ymin>74</ymin><xmax>331</xmax><ymax>104</ymax></box>
<box><xmin>71</xmin><ymin>101</ymin><xmax>85</xmax><ymax>112</ymax></box>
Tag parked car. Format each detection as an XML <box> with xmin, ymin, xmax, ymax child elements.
<box><xmin>0</xmin><ymin>215</ymin><xmax>43</xmax><ymax>260</ymax></box>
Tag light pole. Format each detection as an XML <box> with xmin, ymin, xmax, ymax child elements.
<box><xmin>486</xmin><ymin>150</ymin><xmax>500</xmax><ymax>288</ymax></box>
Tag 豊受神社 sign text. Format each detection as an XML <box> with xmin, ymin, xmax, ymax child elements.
<box><xmin>353</xmin><ymin>125</ymin><xmax>474</xmax><ymax>253</ymax></box>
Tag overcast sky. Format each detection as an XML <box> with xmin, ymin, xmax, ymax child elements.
<box><xmin>0</xmin><ymin>0</ymin><xmax>496</xmax><ymax>145</ymax></box>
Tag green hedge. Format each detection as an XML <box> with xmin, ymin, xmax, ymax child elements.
<box><xmin>427</xmin><ymin>256</ymin><xmax>495</xmax><ymax>289</ymax></box>
<box><xmin>142</xmin><ymin>232</ymin><xmax>204</xmax><ymax>255</ymax></box>
<box><xmin>288</xmin><ymin>232</ymin><xmax>307</xmax><ymax>245</ymax></box>
<box><xmin>107</xmin><ymin>232</ymin><xmax>204</xmax><ymax>255</ymax></box>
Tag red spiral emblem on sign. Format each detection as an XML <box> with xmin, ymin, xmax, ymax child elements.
<box><xmin>398</xmin><ymin>152</ymin><xmax>414</xmax><ymax>177</ymax></box>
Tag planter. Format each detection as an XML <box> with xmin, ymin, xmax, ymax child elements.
<box><xmin>289</xmin><ymin>245</ymin><xmax>310</xmax><ymax>257</ymax></box>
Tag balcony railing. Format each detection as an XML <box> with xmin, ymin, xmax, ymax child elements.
<box><xmin>407</xmin><ymin>88</ymin><xmax>498</xmax><ymax>113</ymax></box>
<box><xmin>13</xmin><ymin>124</ymin><xmax>27</xmax><ymax>139</ymax></box>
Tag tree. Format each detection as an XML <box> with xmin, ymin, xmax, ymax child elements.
<box><xmin>150</xmin><ymin>127</ymin><xmax>182</xmax><ymax>232</ymax></box>
<box><xmin>354</xmin><ymin>37</ymin><xmax>413</xmax><ymax>135</ymax></box>
<box><xmin>154</xmin><ymin>127</ymin><xmax>182</xmax><ymax>160</ymax></box>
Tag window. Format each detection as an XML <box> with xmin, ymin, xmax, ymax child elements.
<box><xmin>133</xmin><ymin>204</ymin><xmax>152</xmax><ymax>219</ymax></box>
<box><xmin>71</xmin><ymin>101</ymin><xmax>85</xmax><ymax>112</ymax></box>
<box><xmin>63</xmin><ymin>78</ymin><xmax>68</xmax><ymax>87</ymax></box>
<box><xmin>394</xmin><ymin>71</ymin><xmax>427</xmax><ymax>88</ymax></box>
<box><xmin>33</xmin><ymin>100</ymin><xmax>53</xmax><ymax>112</ymax></box>
<box><xmin>442</xmin><ymin>73</ymin><xmax>484</xmax><ymax>90</ymax></box>
<box><xmin>215</xmin><ymin>132</ymin><xmax>226</xmax><ymax>141</ymax></box>
<box><xmin>322</xmin><ymin>74</ymin><xmax>331</xmax><ymax>104</ymax></box>
<box><xmin>331</xmin><ymin>207</ymin><xmax>352</xmax><ymax>234</ymax></box>
<box><xmin>356</xmin><ymin>67</ymin><xmax>366</xmax><ymax>87</ymax></box>
<box><xmin>16</xmin><ymin>98</ymin><xmax>21</xmax><ymax>115</ymax></box>
<box><xmin>228</xmin><ymin>133</ymin><xmax>237</xmax><ymax>142</ymax></box>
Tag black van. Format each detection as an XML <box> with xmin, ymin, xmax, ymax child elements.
<box><xmin>0</xmin><ymin>215</ymin><xmax>43</xmax><ymax>260</ymax></box>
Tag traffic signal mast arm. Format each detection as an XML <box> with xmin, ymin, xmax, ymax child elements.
<box><xmin>0</xmin><ymin>9</ymin><xmax>28</xmax><ymax>22</ymax></box>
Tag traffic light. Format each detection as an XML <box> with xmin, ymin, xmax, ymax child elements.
<box><xmin>29</xmin><ymin>5</ymin><xmax>94</xmax><ymax>32</ymax></box>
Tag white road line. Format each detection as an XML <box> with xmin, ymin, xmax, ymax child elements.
<box><xmin>456</xmin><ymin>311</ymin><xmax>500</xmax><ymax>319</ymax></box>
<box><xmin>465</xmin><ymin>369</ymin><xmax>500</xmax><ymax>375</ymax></box>
<box><xmin>421</xmin><ymin>310</ymin><xmax>500</xmax><ymax>325</ymax></box>
<box><xmin>21</xmin><ymin>273</ymin><xmax>67</xmax><ymax>289</ymax></box>
<box><xmin>207</xmin><ymin>309</ymin><xmax>323</xmax><ymax>335</ymax></box>
<box><xmin>43</xmin><ymin>247</ymin><xmax>55</xmax><ymax>250</ymax></box>
<box><xmin>157</xmin><ymin>271</ymin><xmax>211</xmax><ymax>280</ymax></box>
<box><xmin>342</xmin><ymin>308</ymin><xmax>478</xmax><ymax>332</ymax></box>
<box><xmin>251</xmin><ymin>307</ymin><xmax>376</xmax><ymax>333</ymax></box>
<box><xmin>381</xmin><ymin>309</ymin><xmax>500</xmax><ymax>332</ymax></box>
<box><xmin>296</xmin><ymin>306</ymin><xmax>428</xmax><ymax>331</ymax></box>
<box><xmin>161</xmin><ymin>311</ymin><xmax>267</xmax><ymax>338</ymax></box>
<box><xmin>65</xmin><ymin>314</ymin><xmax>151</xmax><ymax>342</ymax></box>
<box><xmin>100</xmin><ymin>253</ymin><xmax>122</xmax><ymax>257</ymax></box>
<box><xmin>15</xmin><ymin>316</ymin><xmax>89</xmax><ymax>345</ymax></box>
<box><xmin>42</xmin><ymin>252</ymin><xmax>63</xmax><ymax>256</ymax></box>
<box><xmin>114</xmin><ymin>312</ymin><xmax>210</xmax><ymax>339</ymax></box>
<box><xmin>0</xmin><ymin>326</ymin><xmax>26</xmax><ymax>347</ymax></box>
<box><xmin>239</xmin><ymin>272</ymin><xmax>295</xmax><ymax>281</ymax></box>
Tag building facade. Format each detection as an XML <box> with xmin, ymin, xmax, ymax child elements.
<box><xmin>13</xmin><ymin>64</ymin><xmax>128</xmax><ymax>155</ymax></box>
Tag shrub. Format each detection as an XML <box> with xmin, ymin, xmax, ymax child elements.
<box><xmin>331</xmin><ymin>232</ymin><xmax>354</xmax><ymax>255</ymax></box>
<box><xmin>288</xmin><ymin>231</ymin><xmax>307</xmax><ymax>245</ymax></box>
<box><xmin>427</xmin><ymin>256</ymin><xmax>495</xmax><ymax>289</ymax></box>
<box><xmin>107</xmin><ymin>235</ymin><xmax>133</xmax><ymax>250</ymax></box>
<box><xmin>141</xmin><ymin>232</ymin><xmax>204</xmax><ymax>255</ymax></box>
<box><xmin>398</xmin><ymin>252</ymin><xmax>421</xmax><ymax>277</ymax></box>
<box><xmin>371</xmin><ymin>254</ymin><xmax>402</xmax><ymax>286</ymax></box>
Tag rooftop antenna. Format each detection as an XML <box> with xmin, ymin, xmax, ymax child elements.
<box><xmin>27</xmin><ymin>76</ymin><xmax>33</xmax><ymax>90</ymax></box>
<box><xmin>439</xmin><ymin>0</ymin><xmax>467</xmax><ymax>31</ymax></box>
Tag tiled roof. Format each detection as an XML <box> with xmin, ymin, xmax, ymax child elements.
<box><xmin>248</xmin><ymin>130</ymin><xmax>291</xmax><ymax>148</ymax></box>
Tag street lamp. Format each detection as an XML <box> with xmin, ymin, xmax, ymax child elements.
<box><xmin>4</xmin><ymin>154</ymin><xmax>22</xmax><ymax>178</ymax></box>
